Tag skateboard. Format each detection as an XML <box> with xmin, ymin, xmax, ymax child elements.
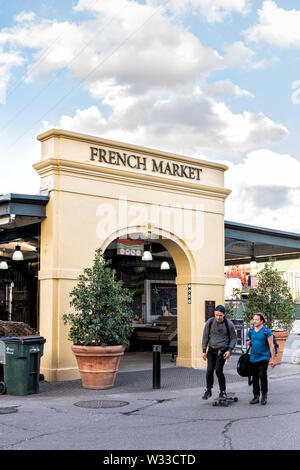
<box><xmin>212</xmin><ymin>393</ymin><xmax>238</xmax><ymax>407</ymax></box>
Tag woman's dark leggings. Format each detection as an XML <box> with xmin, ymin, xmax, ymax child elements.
<box><xmin>206</xmin><ymin>348</ymin><xmax>226</xmax><ymax>391</ymax></box>
<box><xmin>250</xmin><ymin>360</ymin><xmax>269</xmax><ymax>396</ymax></box>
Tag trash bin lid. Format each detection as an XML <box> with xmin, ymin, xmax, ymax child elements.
<box><xmin>0</xmin><ymin>336</ymin><xmax>46</xmax><ymax>344</ymax></box>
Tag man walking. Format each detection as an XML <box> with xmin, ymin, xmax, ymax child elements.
<box><xmin>201</xmin><ymin>305</ymin><xmax>237</xmax><ymax>399</ymax></box>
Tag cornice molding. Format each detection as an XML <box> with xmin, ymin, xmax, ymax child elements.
<box><xmin>33</xmin><ymin>157</ymin><xmax>231</xmax><ymax>199</ymax></box>
<box><xmin>37</xmin><ymin>128</ymin><xmax>229</xmax><ymax>172</ymax></box>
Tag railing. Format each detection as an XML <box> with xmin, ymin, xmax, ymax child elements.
<box><xmin>293</xmin><ymin>303</ymin><xmax>300</xmax><ymax>320</ymax></box>
<box><xmin>231</xmin><ymin>319</ymin><xmax>247</xmax><ymax>353</ymax></box>
<box><xmin>225</xmin><ymin>299</ymin><xmax>247</xmax><ymax>320</ymax></box>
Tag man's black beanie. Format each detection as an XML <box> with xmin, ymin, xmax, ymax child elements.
<box><xmin>215</xmin><ymin>304</ymin><xmax>226</xmax><ymax>314</ymax></box>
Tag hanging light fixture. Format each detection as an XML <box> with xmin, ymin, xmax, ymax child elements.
<box><xmin>160</xmin><ymin>261</ymin><xmax>170</xmax><ymax>270</ymax></box>
<box><xmin>142</xmin><ymin>251</ymin><xmax>152</xmax><ymax>261</ymax></box>
<box><xmin>142</xmin><ymin>244</ymin><xmax>152</xmax><ymax>261</ymax></box>
<box><xmin>0</xmin><ymin>248</ymin><xmax>8</xmax><ymax>269</ymax></box>
<box><xmin>0</xmin><ymin>261</ymin><xmax>8</xmax><ymax>270</ymax></box>
<box><xmin>12</xmin><ymin>245</ymin><xmax>24</xmax><ymax>261</ymax></box>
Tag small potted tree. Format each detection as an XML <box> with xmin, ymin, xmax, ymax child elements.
<box><xmin>63</xmin><ymin>248</ymin><xmax>134</xmax><ymax>389</ymax></box>
<box><xmin>243</xmin><ymin>261</ymin><xmax>295</xmax><ymax>363</ymax></box>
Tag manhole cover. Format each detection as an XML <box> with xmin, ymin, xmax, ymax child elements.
<box><xmin>0</xmin><ymin>406</ymin><xmax>19</xmax><ymax>415</ymax></box>
<box><xmin>73</xmin><ymin>400</ymin><xmax>129</xmax><ymax>409</ymax></box>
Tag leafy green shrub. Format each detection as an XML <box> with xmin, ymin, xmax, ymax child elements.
<box><xmin>243</xmin><ymin>261</ymin><xmax>294</xmax><ymax>332</ymax></box>
<box><xmin>63</xmin><ymin>248</ymin><xmax>134</xmax><ymax>347</ymax></box>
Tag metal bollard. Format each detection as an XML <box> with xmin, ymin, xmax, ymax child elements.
<box><xmin>152</xmin><ymin>344</ymin><xmax>162</xmax><ymax>389</ymax></box>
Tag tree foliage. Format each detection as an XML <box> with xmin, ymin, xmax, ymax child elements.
<box><xmin>63</xmin><ymin>249</ymin><xmax>134</xmax><ymax>347</ymax></box>
<box><xmin>243</xmin><ymin>261</ymin><xmax>294</xmax><ymax>332</ymax></box>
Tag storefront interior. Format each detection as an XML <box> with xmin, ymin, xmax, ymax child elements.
<box><xmin>105</xmin><ymin>238</ymin><xmax>177</xmax><ymax>323</ymax></box>
<box><xmin>0</xmin><ymin>193</ymin><xmax>48</xmax><ymax>330</ymax></box>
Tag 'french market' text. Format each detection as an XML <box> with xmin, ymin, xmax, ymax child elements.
<box><xmin>90</xmin><ymin>146</ymin><xmax>202</xmax><ymax>181</ymax></box>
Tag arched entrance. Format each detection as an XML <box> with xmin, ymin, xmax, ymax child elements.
<box><xmin>34</xmin><ymin>129</ymin><xmax>230</xmax><ymax>381</ymax></box>
<box><xmin>102</xmin><ymin>226</ymin><xmax>194</xmax><ymax>368</ymax></box>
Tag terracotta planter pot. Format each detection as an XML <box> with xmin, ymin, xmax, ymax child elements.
<box><xmin>273</xmin><ymin>331</ymin><xmax>289</xmax><ymax>364</ymax></box>
<box><xmin>72</xmin><ymin>344</ymin><xmax>125</xmax><ymax>389</ymax></box>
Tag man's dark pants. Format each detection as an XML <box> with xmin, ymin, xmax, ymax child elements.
<box><xmin>206</xmin><ymin>348</ymin><xmax>226</xmax><ymax>392</ymax></box>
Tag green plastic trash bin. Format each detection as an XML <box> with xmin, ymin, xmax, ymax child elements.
<box><xmin>0</xmin><ymin>340</ymin><xmax>6</xmax><ymax>394</ymax></box>
<box><xmin>0</xmin><ymin>336</ymin><xmax>46</xmax><ymax>396</ymax></box>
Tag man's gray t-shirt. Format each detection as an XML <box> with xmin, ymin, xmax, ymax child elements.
<box><xmin>202</xmin><ymin>317</ymin><xmax>237</xmax><ymax>352</ymax></box>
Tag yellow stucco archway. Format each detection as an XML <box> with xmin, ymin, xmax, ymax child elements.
<box><xmin>34</xmin><ymin>129</ymin><xmax>230</xmax><ymax>381</ymax></box>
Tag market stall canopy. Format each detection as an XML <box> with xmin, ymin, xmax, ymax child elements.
<box><xmin>0</xmin><ymin>192</ymin><xmax>49</xmax><ymax>244</ymax></box>
<box><xmin>225</xmin><ymin>221</ymin><xmax>300</xmax><ymax>265</ymax></box>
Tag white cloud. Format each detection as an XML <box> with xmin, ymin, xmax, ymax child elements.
<box><xmin>0</xmin><ymin>46</ymin><xmax>24</xmax><ymax>103</ymax></box>
<box><xmin>245</xmin><ymin>1</ymin><xmax>300</xmax><ymax>48</ymax></box>
<box><xmin>45</xmin><ymin>89</ymin><xmax>288</xmax><ymax>159</ymax></box>
<box><xmin>221</xmin><ymin>40</ymin><xmax>278</xmax><ymax>72</ymax></box>
<box><xmin>213</xmin><ymin>104</ymin><xmax>288</xmax><ymax>148</ymax></box>
<box><xmin>0</xmin><ymin>1</ymin><xmax>258</xmax><ymax>100</ymax></box>
<box><xmin>58</xmin><ymin>105</ymin><xmax>107</xmax><ymax>135</ymax></box>
<box><xmin>14</xmin><ymin>11</ymin><xmax>36</xmax><ymax>23</ymax></box>
<box><xmin>0</xmin><ymin>19</ymin><xmax>86</xmax><ymax>82</ymax></box>
<box><xmin>157</xmin><ymin>0</ymin><xmax>249</xmax><ymax>23</ymax></box>
<box><xmin>227</xmin><ymin>149</ymin><xmax>300</xmax><ymax>188</ymax></box>
<box><xmin>203</xmin><ymin>79</ymin><xmax>254</xmax><ymax>99</ymax></box>
<box><xmin>0</xmin><ymin>135</ymin><xmax>40</xmax><ymax>194</ymax></box>
<box><xmin>0</xmin><ymin>0</ymin><xmax>290</xmax><ymax>176</ymax></box>
<box><xmin>251</xmin><ymin>55</ymin><xmax>279</xmax><ymax>69</ymax></box>
<box><xmin>222</xmin><ymin>41</ymin><xmax>255</xmax><ymax>68</ymax></box>
<box><xmin>0</xmin><ymin>1</ymin><xmax>226</xmax><ymax>90</ymax></box>
<box><xmin>225</xmin><ymin>149</ymin><xmax>300</xmax><ymax>232</ymax></box>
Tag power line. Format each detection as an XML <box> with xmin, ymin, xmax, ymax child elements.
<box><xmin>7</xmin><ymin>0</ymin><xmax>100</xmax><ymax>98</ymax></box>
<box><xmin>0</xmin><ymin>2</ymin><xmax>126</xmax><ymax>135</ymax></box>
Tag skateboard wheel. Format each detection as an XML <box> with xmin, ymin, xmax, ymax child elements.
<box><xmin>234</xmin><ymin>397</ymin><xmax>238</xmax><ymax>402</ymax></box>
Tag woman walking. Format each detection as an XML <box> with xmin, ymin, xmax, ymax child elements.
<box><xmin>247</xmin><ymin>313</ymin><xmax>276</xmax><ymax>405</ymax></box>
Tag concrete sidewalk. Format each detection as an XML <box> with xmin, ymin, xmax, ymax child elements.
<box><xmin>31</xmin><ymin>349</ymin><xmax>300</xmax><ymax>397</ymax></box>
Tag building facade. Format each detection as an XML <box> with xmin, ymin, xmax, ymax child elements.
<box><xmin>33</xmin><ymin>129</ymin><xmax>230</xmax><ymax>382</ymax></box>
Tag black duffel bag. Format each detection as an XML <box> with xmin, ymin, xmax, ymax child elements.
<box><xmin>237</xmin><ymin>347</ymin><xmax>252</xmax><ymax>385</ymax></box>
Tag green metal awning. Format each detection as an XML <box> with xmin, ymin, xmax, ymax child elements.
<box><xmin>0</xmin><ymin>192</ymin><xmax>49</xmax><ymax>243</ymax></box>
<box><xmin>225</xmin><ymin>221</ymin><xmax>300</xmax><ymax>265</ymax></box>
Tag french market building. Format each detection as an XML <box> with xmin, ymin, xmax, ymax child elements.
<box><xmin>1</xmin><ymin>129</ymin><xmax>300</xmax><ymax>382</ymax></box>
<box><xmin>34</xmin><ymin>129</ymin><xmax>230</xmax><ymax>381</ymax></box>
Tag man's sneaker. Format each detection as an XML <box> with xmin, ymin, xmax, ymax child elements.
<box><xmin>219</xmin><ymin>391</ymin><xmax>227</xmax><ymax>399</ymax></box>
<box><xmin>202</xmin><ymin>389</ymin><xmax>212</xmax><ymax>400</ymax></box>
<box><xmin>249</xmin><ymin>396</ymin><xmax>260</xmax><ymax>404</ymax></box>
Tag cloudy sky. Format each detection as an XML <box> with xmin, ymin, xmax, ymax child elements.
<box><xmin>1</xmin><ymin>0</ymin><xmax>300</xmax><ymax>232</ymax></box>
